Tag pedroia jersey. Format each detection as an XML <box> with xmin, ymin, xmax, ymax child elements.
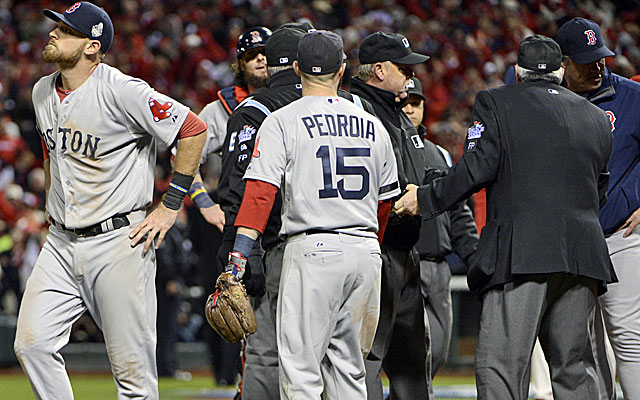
<box><xmin>244</xmin><ymin>95</ymin><xmax>400</xmax><ymax>239</ymax></box>
<box><xmin>34</xmin><ymin>63</ymin><xmax>190</xmax><ymax>228</ymax></box>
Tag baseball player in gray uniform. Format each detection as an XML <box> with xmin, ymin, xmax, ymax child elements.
<box><xmin>13</xmin><ymin>3</ymin><xmax>206</xmax><ymax>399</ymax></box>
<box><xmin>224</xmin><ymin>31</ymin><xmax>400</xmax><ymax>398</ymax></box>
<box><xmin>187</xmin><ymin>26</ymin><xmax>271</xmax><ymax>232</ymax></box>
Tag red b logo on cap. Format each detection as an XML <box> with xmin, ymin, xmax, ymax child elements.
<box><xmin>584</xmin><ymin>30</ymin><xmax>597</xmax><ymax>46</ymax></box>
<box><xmin>65</xmin><ymin>2</ymin><xmax>81</xmax><ymax>13</ymax></box>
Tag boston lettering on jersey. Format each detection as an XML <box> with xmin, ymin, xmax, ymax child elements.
<box><xmin>301</xmin><ymin>113</ymin><xmax>375</xmax><ymax>142</ymax></box>
<box><xmin>42</xmin><ymin>127</ymin><xmax>101</xmax><ymax>159</ymax></box>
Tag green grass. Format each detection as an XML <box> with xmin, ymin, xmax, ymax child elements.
<box><xmin>0</xmin><ymin>370</ymin><xmax>475</xmax><ymax>399</ymax></box>
<box><xmin>1</xmin><ymin>373</ymin><xmax>225</xmax><ymax>400</ymax></box>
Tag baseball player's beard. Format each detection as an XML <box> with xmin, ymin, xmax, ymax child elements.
<box><xmin>245</xmin><ymin>71</ymin><xmax>268</xmax><ymax>90</ymax></box>
<box><xmin>43</xmin><ymin>44</ymin><xmax>84</xmax><ymax>69</ymax></box>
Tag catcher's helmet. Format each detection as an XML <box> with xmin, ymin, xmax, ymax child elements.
<box><xmin>236</xmin><ymin>26</ymin><xmax>272</xmax><ymax>58</ymax></box>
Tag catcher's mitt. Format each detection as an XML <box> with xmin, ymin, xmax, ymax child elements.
<box><xmin>205</xmin><ymin>272</ymin><xmax>257</xmax><ymax>343</ymax></box>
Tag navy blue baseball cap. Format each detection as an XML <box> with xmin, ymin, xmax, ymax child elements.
<box><xmin>236</xmin><ymin>26</ymin><xmax>272</xmax><ymax>58</ymax></box>
<box><xmin>43</xmin><ymin>2</ymin><xmax>114</xmax><ymax>53</ymax></box>
<box><xmin>359</xmin><ymin>32</ymin><xmax>429</xmax><ymax>65</ymax></box>
<box><xmin>555</xmin><ymin>17</ymin><xmax>615</xmax><ymax>64</ymax></box>
<box><xmin>297</xmin><ymin>31</ymin><xmax>345</xmax><ymax>75</ymax></box>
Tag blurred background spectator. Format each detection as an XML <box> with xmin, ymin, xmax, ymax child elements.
<box><xmin>0</xmin><ymin>0</ymin><xmax>638</xmax><ymax>383</ymax></box>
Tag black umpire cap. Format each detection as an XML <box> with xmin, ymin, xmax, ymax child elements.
<box><xmin>44</xmin><ymin>2</ymin><xmax>114</xmax><ymax>52</ymax></box>
<box><xmin>265</xmin><ymin>27</ymin><xmax>305</xmax><ymax>67</ymax></box>
<box><xmin>359</xmin><ymin>32</ymin><xmax>429</xmax><ymax>64</ymax></box>
<box><xmin>278</xmin><ymin>20</ymin><xmax>315</xmax><ymax>33</ymax></box>
<box><xmin>555</xmin><ymin>17</ymin><xmax>615</xmax><ymax>64</ymax></box>
<box><xmin>517</xmin><ymin>35</ymin><xmax>562</xmax><ymax>73</ymax></box>
<box><xmin>406</xmin><ymin>77</ymin><xmax>425</xmax><ymax>100</ymax></box>
<box><xmin>297</xmin><ymin>31</ymin><xmax>345</xmax><ymax>76</ymax></box>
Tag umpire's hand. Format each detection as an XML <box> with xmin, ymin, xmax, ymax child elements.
<box><xmin>130</xmin><ymin>204</ymin><xmax>179</xmax><ymax>253</ymax></box>
<box><xmin>393</xmin><ymin>184</ymin><xmax>421</xmax><ymax>216</ymax></box>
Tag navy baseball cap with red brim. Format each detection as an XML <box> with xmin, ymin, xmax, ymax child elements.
<box><xmin>43</xmin><ymin>2</ymin><xmax>114</xmax><ymax>52</ymax></box>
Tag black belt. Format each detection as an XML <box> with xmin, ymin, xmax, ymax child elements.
<box><xmin>305</xmin><ymin>229</ymin><xmax>337</xmax><ymax>235</ymax></box>
<box><xmin>52</xmin><ymin>213</ymin><xmax>131</xmax><ymax>237</ymax></box>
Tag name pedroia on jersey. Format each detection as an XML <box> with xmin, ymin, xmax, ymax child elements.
<box><xmin>41</xmin><ymin>127</ymin><xmax>101</xmax><ymax>160</ymax></box>
<box><xmin>301</xmin><ymin>113</ymin><xmax>376</xmax><ymax>142</ymax></box>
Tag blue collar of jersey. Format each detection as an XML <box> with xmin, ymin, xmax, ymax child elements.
<box><xmin>583</xmin><ymin>68</ymin><xmax>615</xmax><ymax>103</ymax></box>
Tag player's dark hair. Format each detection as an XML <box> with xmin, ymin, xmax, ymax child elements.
<box><xmin>232</xmin><ymin>62</ymin><xmax>246</xmax><ymax>88</ymax></box>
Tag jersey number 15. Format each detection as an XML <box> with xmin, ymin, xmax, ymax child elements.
<box><xmin>316</xmin><ymin>146</ymin><xmax>370</xmax><ymax>200</ymax></box>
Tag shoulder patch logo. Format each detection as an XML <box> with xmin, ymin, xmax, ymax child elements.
<box><xmin>148</xmin><ymin>98</ymin><xmax>173</xmax><ymax>122</ymax></box>
<box><xmin>584</xmin><ymin>30</ymin><xmax>597</xmax><ymax>46</ymax></box>
<box><xmin>410</xmin><ymin>135</ymin><xmax>424</xmax><ymax>149</ymax></box>
<box><xmin>467</xmin><ymin>140</ymin><xmax>477</xmax><ymax>151</ymax></box>
<box><xmin>605</xmin><ymin>110</ymin><xmax>616</xmax><ymax>132</ymax></box>
<box><xmin>467</xmin><ymin>121</ymin><xmax>484</xmax><ymax>139</ymax></box>
<box><xmin>238</xmin><ymin>124</ymin><xmax>256</xmax><ymax>143</ymax></box>
<box><xmin>65</xmin><ymin>2</ymin><xmax>81</xmax><ymax>13</ymax></box>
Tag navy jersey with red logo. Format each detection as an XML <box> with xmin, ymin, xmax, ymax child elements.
<box><xmin>585</xmin><ymin>69</ymin><xmax>640</xmax><ymax>234</ymax></box>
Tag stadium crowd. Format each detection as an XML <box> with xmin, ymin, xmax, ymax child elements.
<box><xmin>0</xmin><ymin>0</ymin><xmax>639</xmax><ymax>383</ymax></box>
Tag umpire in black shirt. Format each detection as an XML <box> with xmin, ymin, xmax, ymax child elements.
<box><xmin>395</xmin><ymin>35</ymin><xmax>617</xmax><ymax>400</ymax></box>
<box><xmin>350</xmin><ymin>32</ymin><xmax>433</xmax><ymax>399</ymax></box>
<box><xmin>396</xmin><ymin>77</ymin><xmax>479</xmax><ymax>378</ymax></box>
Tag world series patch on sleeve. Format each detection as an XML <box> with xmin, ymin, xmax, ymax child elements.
<box><xmin>467</xmin><ymin>121</ymin><xmax>484</xmax><ymax>152</ymax></box>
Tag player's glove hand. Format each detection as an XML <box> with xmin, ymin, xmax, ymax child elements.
<box><xmin>205</xmin><ymin>272</ymin><xmax>257</xmax><ymax>343</ymax></box>
<box><xmin>225</xmin><ymin>251</ymin><xmax>247</xmax><ymax>280</ymax></box>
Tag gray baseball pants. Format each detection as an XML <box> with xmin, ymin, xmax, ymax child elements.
<box><xmin>14</xmin><ymin>211</ymin><xmax>158</xmax><ymax>399</ymax></box>
<box><xmin>242</xmin><ymin>244</ymin><xmax>279</xmax><ymax>400</ymax></box>
<box><xmin>420</xmin><ymin>259</ymin><xmax>453</xmax><ymax>377</ymax></box>
<box><xmin>476</xmin><ymin>274</ymin><xmax>598</xmax><ymax>400</ymax></box>
<box><xmin>277</xmin><ymin>232</ymin><xmax>381</xmax><ymax>399</ymax></box>
<box><xmin>594</xmin><ymin>228</ymin><xmax>640</xmax><ymax>400</ymax></box>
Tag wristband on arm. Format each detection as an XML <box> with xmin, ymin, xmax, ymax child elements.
<box><xmin>163</xmin><ymin>172</ymin><xmax>195</xmax><ymax>210</ymax></box>
<box><xmin>188</xmin><ymin>182</ymin><xmax>215</xmax><ymax>209</ymax></box>
<box><xmin>226</xmin><ymin>234</ymin><xmax>255</xmax><ymax>280</ymax></box>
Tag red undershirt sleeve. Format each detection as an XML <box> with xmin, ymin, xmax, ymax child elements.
<box><xmin>178</xmin><ymin>110</ymin><xmax>208</xmax><ymax>139</ymax></box>
<box><xmin>41</xmin><ymin>138</ymin><xmax>49</xmax><ymax>160</ymax></box>
<box><xmin>234</xmin><ymin>179</ymin><xmax>278</xmax><ymax>234</ymax></box>
<box><xmin>377</xmin><ymin>199</ymin><xmax>392</xmax><ymax>244</ymax></box>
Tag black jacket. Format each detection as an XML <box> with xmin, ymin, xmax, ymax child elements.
<box><xmin>218</xmin><ymin>69</ymin><xmax>301</xmax><ymax>249</ymax></box>
<box><xmin>350</xmin><ymin>76</ymin><xmax>426</xmax><ymax>251</ymax></box>
<box><xmin>414</xmin><ymin>129</ymin><xmax>478</xmax><ymax>264</ymax></box>
<box><xmin>417</xmin><ymin>82</ymin><xmax>616</xmax><ymax>294</ymax></box>
<box><xmin>219</xmin><ymin>69</ymin><xmax>377</xmax><ymax>250</ymax></box>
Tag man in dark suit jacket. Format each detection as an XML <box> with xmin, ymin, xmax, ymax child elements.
<box><xmin>394</xmin><ymin>35</ymin><xmax>617</xmax><ymax>400</ymax></box>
